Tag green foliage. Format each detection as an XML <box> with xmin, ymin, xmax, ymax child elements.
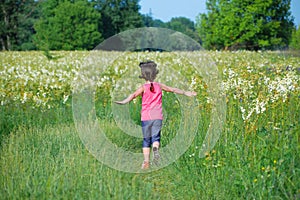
<box><xmin>0</xmin><ymin>0</ymin><xmax>202</xmax><ymax>50</ymax></box>
<box><xmin>290</xmin><ymin>26</ymin><xmax>300</xmax><ymax>50</ymax></box>
<box><xmin>142</xmin><ymin>14</ymin><xmax>165</xmax><ymax>28</ymax></box>
<box><xmin>141</xmin><ymin>15</ymin><xmax>201</xmax><ymax>44</ymax></box>
<box><xmin>33</xmin><ymin>0</ymin><xmax>145</xmax><ymax>49</ymax></box>
<box><xmin>34</xmin><ymin>0</ymin><xmax>102</xmax><ymax>50</ymax></box>
<box><xmin>0</xmin><ymin>0</ymin><xmax>39</xmax><ymax>50</ymax></box>
<box><xmin>196</xmin><ymin>0</ymin><xmax>295</xmax><ymax>50</ymax></box>
<box><xmin>165</xmin><ymin>17</ymin><xmax>201</xmax><ymax>43</ymax></box>
<box><xmin>94</xmin><ymin>0</ymin><xmax>144</xmax><ymax>39</ymax></box>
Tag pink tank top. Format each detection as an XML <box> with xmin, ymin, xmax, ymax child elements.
<box><xmin>141</xmin><ymin>82</ymin><xmax>163</xmax><ymax>121</ymax></box>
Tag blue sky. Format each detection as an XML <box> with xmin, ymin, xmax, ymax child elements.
<box><xmin>139</xmin><ymin>0</ymin><xmax>300</xmax><ymax>26</ymax></box>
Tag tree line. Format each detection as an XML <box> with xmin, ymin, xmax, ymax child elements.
<box><xmin>0</xmin><ymin>0</ymin><xmax>299</xmax><ymax>51</ymax></box>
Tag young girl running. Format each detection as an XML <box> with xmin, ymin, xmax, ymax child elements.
<box><xmin>114</xmin><ymin>61</ymin><xmax>197</xmax><ymax>169</ymax></box>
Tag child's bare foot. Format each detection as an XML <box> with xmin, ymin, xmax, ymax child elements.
<box><xmin>141</xmin><ymin>161</ymin><xmax>150</xmax><ymax>169</ymax></box>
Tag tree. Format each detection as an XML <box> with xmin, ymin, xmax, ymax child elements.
<box><xmin>141</xmin><ymin>9</ymin><xmax>165</xmax><ymax>28</ymax></box>
<box><xmin>142</xmin><ymin>14</ymin><xmax>154</xmax><ymax>27</ymax></box>
<box><xmin>196</xmin><ymin>0</ymin><xmax>295</xmax><ymax>50</ymax></box>
<box><xmin>152</xmin><ymin>19</ymin><xmax>165</xmax><ymax>28</ymax></box>
<box><xmin>290</xmin><ymin>26</ymin><xmax>300</xmax><ymax>50</ymax></box>
<box><xmin>94</xmin><ymin>0</ymin><xmax>144</xmax><ymax>39</ymax></box>
<box><xmin>165</xmin><ymin>17</ymin><xmax>201</xmax><ymax>44</ymax></box>
<box><xmin>34</xmin><ymin>0</ymin><xmax>102</xmax><ymax>50</ymax></box>
<box><xmin>0</xmin><ymin>0</ymin><xmax>39</xmax><ymax>50</ymax></box>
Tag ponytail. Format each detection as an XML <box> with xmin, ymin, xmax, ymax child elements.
<box><xmin>150</xmin><ymin>82</ymin><xmax>154</xmax><ymax>92</ymax></box>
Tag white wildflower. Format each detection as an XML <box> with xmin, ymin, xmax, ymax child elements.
<box><xmin>63</xmin><ymin>95</ymin><xmax>69</xmax><ymax>104</ymax></box>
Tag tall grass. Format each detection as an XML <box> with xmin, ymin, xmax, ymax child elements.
<box><xmin>0</xmin><ymin>51</ymin><xmax>299</xmax><ymax>199</ymax></box>
<box><xmin>0</xmin><ymin>94</ymin><xmax>298</xmax><ymax>199</ymax></box>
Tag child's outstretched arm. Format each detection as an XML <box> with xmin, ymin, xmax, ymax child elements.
<box><xmin>160</xmin><ymin>83</ymin><xmax>197</xmax><ymax>97</ymax></box>
<box><xmin>114</xmin><ymin>86</ymin><xmax>144</xmax><ymax>105</ymax></box>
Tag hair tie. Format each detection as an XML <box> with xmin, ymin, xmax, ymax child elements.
<box><xmin>150</xmin><ymin>82</ymin><xmax>154</xmax><ymax>92</ymax></box>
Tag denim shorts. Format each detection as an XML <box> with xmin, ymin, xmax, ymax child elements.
<box><xmin>141</xmin><ymin>119</ymin><xmax>162</xmax><ymax>148</ymax></box>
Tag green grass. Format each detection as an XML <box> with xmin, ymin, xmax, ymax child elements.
<box><xmin>0</xmin><ymin>94</ymin><xmax>299</xmax><ymax>199</ymax></box>
<box><xmin>0</xmin><ymin>51</ymin><xmax>299</xmax><ymax>199</ymax></box>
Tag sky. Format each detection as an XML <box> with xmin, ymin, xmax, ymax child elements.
<box><xmin>139</xmin><ymin>0</ymin><xmax>300</xmax><ymax>26</ymax></box>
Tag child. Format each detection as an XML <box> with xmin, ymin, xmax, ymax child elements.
<box><xmin>114</xmin><ymin>61</ymin><xmax>197</xmax><ymax>169</ymax></box>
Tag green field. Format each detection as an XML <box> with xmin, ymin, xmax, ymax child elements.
<box><xmin>0</xmin><ymin>51</ymin><xmax>299</xmax><ymax>199</ymax></box>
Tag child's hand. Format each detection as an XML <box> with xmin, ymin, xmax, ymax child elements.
<box><xmin>185</xmin><ymin>91</ymin><xmax>197</xmax><ymax>97</ymax></box>
<box><xmin>114</xmin><ymin>101</ymin><xmax>126</xmax><ymax>105</ymax></box>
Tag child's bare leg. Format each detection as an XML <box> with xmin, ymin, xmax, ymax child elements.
<box><xmin>143</xmin><ymin>147</ymin><xmax>150</xmax><ymax>161</ymax></box>
<box><xmin>142</xmin><ymin>147</ymin><xmax>150</xmax><ymax>169</ymax></box>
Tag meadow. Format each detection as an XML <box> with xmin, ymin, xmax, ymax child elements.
<box><xmin>0</xmin><ymin>50</ymin><xmax>299</xmax><ymax>199</ymax></box>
